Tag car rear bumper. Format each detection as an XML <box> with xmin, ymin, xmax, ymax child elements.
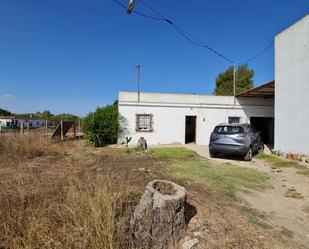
<box><xmin>209</xmin><ymin>143</ymin><xmax>248</xmax><ymax>156</ymax></box>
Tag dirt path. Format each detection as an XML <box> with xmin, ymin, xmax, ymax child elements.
<box><xmin>185</xmin><ymin>144</ymin><xmax>309</xmax><ymax>248</ymax></box>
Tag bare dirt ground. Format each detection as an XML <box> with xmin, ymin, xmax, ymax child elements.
<box><xmin>186</xmin><ymin>144</ymin><xmax>309</xmax><ymax>248</ymax></box>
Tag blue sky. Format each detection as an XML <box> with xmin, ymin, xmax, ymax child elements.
<box><xmin>0</xmin><ymin>0</ymin><xmax>308</xmax><ymax>116</ymax></box>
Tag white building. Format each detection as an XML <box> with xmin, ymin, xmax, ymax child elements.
<box><xmin>14</xmin><ymin>118</ymin><xmax>46</xmax><ymax>128</ymax></box>
<box><xmin>0</xmin><ymin>117</ymin><xmax>46</xmax><ymax>129</ymax></box>
<box><xmin>275</xmin><ymin>14</ymin><xmax>309</xmax><ymax>154</ymax></box>
<box><xmin>119</xmin><ymin>14</ymin><xmax>309</xmax><ymax>155</ymax></box>
<box><xmin>0</xmin><ymin>116</ymin><xmax>14</xmax><ymax>128</ymax></box>
<box><xmin>119</xmin><ymin>83</ymin><xmax>274</xmax><ymax>146</ymax></box>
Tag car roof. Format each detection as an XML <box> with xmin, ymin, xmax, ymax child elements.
<box><xmin>216</xmin><ymin>123</ymin><xmax>249</xmax><ymax>127</ymax></box>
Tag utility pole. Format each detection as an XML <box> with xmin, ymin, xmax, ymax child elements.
<box><xmin>133</xmin><ymin>64</ymin><xmax>141</xmax><ymax>102</ymax></box>
<box><xmin>233</xmin><ymin>63</ymin><xmax>236</xmax><ymax>105</ymax></box>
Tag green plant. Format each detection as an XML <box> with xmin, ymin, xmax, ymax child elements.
<box><xmin>255</xmin><ymin>152</ymin><xmax>299</xmax><ymax>168</ymax></box>
<box><xmin>83</xmin><ymin>104</ymin><xmax>121</xmax><ymax>147</ymax></box>
<box><xmin>125</xmin><ymin>136</ymin><xmax>132</xmax><ymax>153</ymax></box>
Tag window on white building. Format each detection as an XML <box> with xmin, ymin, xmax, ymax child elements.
<box><xmin>228</xmin><ymin>116</ymin><xmax>241</xmax><ymax>124</ymax></box>
<box><xmin>136</xmin><ymin>114</ymin><xmax>153</xmax><ymax>132</ymax></box>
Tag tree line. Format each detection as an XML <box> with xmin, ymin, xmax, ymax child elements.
<box><xmin>0</xmin><ymin>109</ymin><xmax>79</xmax><ymax>124</ymax></box>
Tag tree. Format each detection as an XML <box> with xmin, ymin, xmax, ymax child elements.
<box><xmin>0</xmin><ymin>108</ymin><xmax>12</xmax><ymax>116</ymax></box>
<box><xmin>52</xmin><ymin>113</ymin><xmax>79</xmax><ymax>124</ymax></box>
<box><xmin>40</xmin><ymin>110</ymin><xmax>54</xmax><ymax>120</ymax></box>
<box><xmin>83</xmin><ymin>104</ymin><xmax>120</xmax><ymax>147</ymax></box>
<box><xmin>214</xmin><ymin>64</ymin><xmax>254</xmax><ymax>96</ymax></box>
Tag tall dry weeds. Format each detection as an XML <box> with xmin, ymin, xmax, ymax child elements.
<box><xmin>0</xmin><ymin>134</ymin><xmax>137</xmax><ymax>249</ymax></box>
<box><xmin>0</xmin><ymin>133</ymin><xmax>65</xmax><ymax>161</ymax></box>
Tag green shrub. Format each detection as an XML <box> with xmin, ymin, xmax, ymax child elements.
<box><xmin>83</xmin><ymin>104</ymin><xmax>120</xmax><ymax>147</ymax></box>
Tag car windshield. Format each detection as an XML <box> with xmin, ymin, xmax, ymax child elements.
<box><xmin>214</xmin><ymin>125</ymin><xmax>244</xmax><ymax>135</ymax></box>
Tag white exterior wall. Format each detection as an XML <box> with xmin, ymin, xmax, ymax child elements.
<box><xmin>15</xmin><ymin>119</ymin><xmax>46</xmax><ymax>128</ymax></box>
<box><xmin>119</xmin><ymin>92</ymin><xmax>274</xmax><ymax>145</ymax></box>
<box><xmin>0</xmin><ymin>118</ymin><xmax>13</xmax><ymax>128</ymax></box>
<box><xmin>275</xmin><ymin>15</ymin><xmax>309</xmax><ymax>154</ymax></box>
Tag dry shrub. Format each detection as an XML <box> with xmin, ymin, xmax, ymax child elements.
<box><xmin>0</xmin><ymin>133</ymin><xmax>65</xmax><ymax>161</ymax></box>
<box><xmin>0</xmin><ymin>135</ymin><xmax>138</xmax><ymax>249</ymax></box>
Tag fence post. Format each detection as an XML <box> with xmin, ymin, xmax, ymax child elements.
<box><xmin>21</xmin><ymin>122</ymin><xmax>24</xmax><ymax>134</ymax></box>
<box><xmin>73</xmin><ymin>122</ymin><xmax>76</xmax><ymax>138</ymax></box>
<box><xmin>78</xmin><ymin>119</ymin><xmax>81</xmax><ymax>146</ymax></box>
<box><xmin>60</xmin><ymin>120</ymin><xmax>64</xmax><ymax>141</ymax></box>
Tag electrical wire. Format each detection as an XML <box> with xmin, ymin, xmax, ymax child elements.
<box><xmin>137</xmin><ymin>0</ymin><xmax>235</xmax><ymax>63</ymax></box>
<box><xmin>112</xmin><ymin>0</ymin><xmax>165</xmax><ymax>21</ymax></box>
<box><xmin>238</xmin><ymin>41</ymin><xmax>274</xmax><ymax>64</ymax></box>
<box><xmin>113</xmin><ymin>0</ymin><xmax>274</xmax><ymax>65</ymax></box>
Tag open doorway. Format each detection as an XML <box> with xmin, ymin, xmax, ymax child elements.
<box><xmin>250</xmin><ymin>117</ymin><xmax>274</xmax><ymax>146</ymax></box>
<box><xmin>185</xmin><ymin>116</ymin><xmax>196</xmax><ymax>144</ymax></box>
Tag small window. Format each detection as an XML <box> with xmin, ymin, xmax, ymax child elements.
<box><xmin>228</xmin><ymin>116</ymin><xmax>240</xmax><ymax>124</ymax></box>
<box><xmin>136</xmin><ymin>114</ymin><xmax>153</xmax><ymax>132</ymax></box>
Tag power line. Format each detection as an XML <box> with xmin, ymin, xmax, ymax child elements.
<box><xmin>238</xmin><ymin>41</ymin><xmax>274</xmax><ymax>64</ymax></box>
<box><xmin>137</xmin><ymin>0</ymin><xmax>235</xmax><ymax>63</ymax></box>
<box><xmin>113</xmin><ymin>0</ymin><xmax>274</xmax><ymax>65</ymax></box>
<box><xmin>112</xmin><ymin>0</ymin><xmax>165</xmax><ymax>21</ymax></box>
<box><xmin>137</xmin><ymin>0</ymin><xmax>274</xmax><ymax>64</ymax></box>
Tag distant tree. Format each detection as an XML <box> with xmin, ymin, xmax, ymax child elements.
<box><xmin>40</xmin><ymin>110</ymin><xmax>54</xmax><ymax>120</ymax></box>
<box><xmin>214</xmin><ymin>64</ymin><xmax>254</xmax><ymax>96</ymax></box>
<box><xmin>0</xmin><ymin>108</ymin><xmax>12</xmax><ymax>116</ymax></box>
<box><xmin>83</xmin><ymin>103</ymin><xmax>121</xmax><ymax>147</ymax></box>
<box><xmin>53</xmin><ymin>113</ymin><xmax>79</xmax><ymax>124</ymax></box>
<box><xmin>16</xmin><ymin>110</ymin><xmax>54</xmax><ymax>120</ymax></box>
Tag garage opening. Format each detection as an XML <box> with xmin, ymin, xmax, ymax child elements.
<box><xmin>250</xmin><ymin>117</ymin><xmax>274</xmax><ymax>146</ymax></box>
<box><xmin>185</xmin><ymin>116</ymin><xmax>196</xmax><ymax>144</ymax></box>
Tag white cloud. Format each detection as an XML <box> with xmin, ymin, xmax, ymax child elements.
<box><xmin>2</xmin><ymin>94</ymin><xmax>13</xmax><ymax>99</ymax></box>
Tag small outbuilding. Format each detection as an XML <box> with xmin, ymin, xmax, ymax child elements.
<box><xmin>118</xmin><ymin>82</ymin><xmax>274</xmax><ymax>146</ymax></box>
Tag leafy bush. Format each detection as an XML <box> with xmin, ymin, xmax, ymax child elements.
<box><xmin>52</xmin><ymin>113</ymin><xmax>79</xmax><ymax>124</ymax></box>
<box><xmin>83</xmin><ymin>104</ymin><xmax>121</xmax><ymax>147</ymax></box>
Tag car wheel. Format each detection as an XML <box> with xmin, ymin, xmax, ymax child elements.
<box><xmin>244</xmin><ymin>148</ymin><xmax>252</xmax><ymax>161</ymax></box>
<box><xmin>209</xmin><ymin>151</ymin><xmax>216</xmax><ymax>158</ymax></box>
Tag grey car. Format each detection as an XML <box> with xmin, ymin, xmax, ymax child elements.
<box><xmin>209</xmin><ymin>123</ymin><xmax>263</xmax><ymax>161</ymax></box>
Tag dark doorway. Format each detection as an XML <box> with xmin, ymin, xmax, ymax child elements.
<box><xmin>185</xmin><ymin>116</ymin><xmax>196</xmax><ymax>144</ymax></box>
<box><xmin>250</xmin><ymin>117</ymin><xmax>274</xmax><ymax>145</ymax></box>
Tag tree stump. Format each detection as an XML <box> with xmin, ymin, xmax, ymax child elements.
<box><xmin>130</xmin><ymin>180</ymin><xmax>187</xmax><ymax>249</ymax></box>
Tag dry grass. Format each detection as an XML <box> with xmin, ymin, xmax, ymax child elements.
<box><xmin>0</xmin><ymin>134</ymin><xmax>138</xmax><ymax>249</ymax></box>
<box><xmin>0</xmin><ymin>133</ymin><xmax>66</xmax><ymax>161</ymax></box>
<box><xmin>0</xmin><ymin>136</ymin><xmax>302</xmax><ymax>249</ymax></box>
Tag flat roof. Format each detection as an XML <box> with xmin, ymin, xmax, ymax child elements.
<box><xmin>0</xmin><ymin>116</ymin><xmax>15</xmax><ymax>119</ymax></box>
<box><xmin>236</xmin><ymin>80</ymin><xmax>274</xmax><ymax>98</ymax></box>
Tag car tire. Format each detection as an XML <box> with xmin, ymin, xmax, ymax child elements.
<box><xmin>244</xmin><ymin>148</ymin><xmax>252</xmax><ymax>161</ymax></box>
<box><xmin>209</xmin><ymin>151</ymin><xmax>216</xmax><ymax>158</ymax></box>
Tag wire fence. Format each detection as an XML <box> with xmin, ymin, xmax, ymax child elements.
<box><xmin>0</xmin><ymin>120</ymin><xmax>83</xmax><ymax>140</ymax></box>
